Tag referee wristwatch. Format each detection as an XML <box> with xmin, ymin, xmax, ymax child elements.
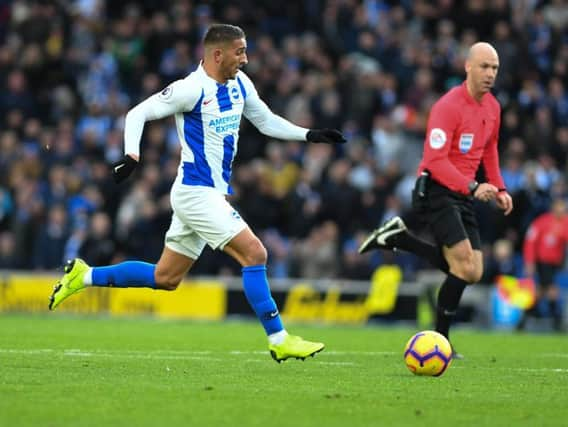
<box><xmin>468</xmin><ymin>180</ymin><xmax>480</xmax><ymax>195</ymax></box>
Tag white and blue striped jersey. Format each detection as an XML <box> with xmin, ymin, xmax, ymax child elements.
<box><xmin>123</xmin><ymin>64</ymin><xmax>308</xmax><ymax>194</ymax></box>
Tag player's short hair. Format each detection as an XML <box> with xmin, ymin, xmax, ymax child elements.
<box><xmin>204</xmin><ymin>24</ymin><xmax>245</xmax><ymax>46</ymax></box>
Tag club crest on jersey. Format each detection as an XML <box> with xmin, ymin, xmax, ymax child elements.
<box><xmin>230</xmin><ymin>86</ymin><xmax>240</xmax><ymax>101</ymax></box>
<box><xmin>459</xmin><ymin>133</ymin><xmax>474</xmax><ymax>153</ymax></box>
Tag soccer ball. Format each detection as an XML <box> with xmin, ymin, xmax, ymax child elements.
<box><xmin>403</xmin><ymin>330</ymin><xmax>452</xmax><ymax>376</ymax></box>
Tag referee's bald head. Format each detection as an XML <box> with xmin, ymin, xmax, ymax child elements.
<box><xmin>467</xmin><ymin>42</ymin><xmax>499</xmax><ymax>62</ymax></box>
<box><xmin>465</xmin><ymin>42</ymin><xmax>499</xmax><ymax>99</ymax></box>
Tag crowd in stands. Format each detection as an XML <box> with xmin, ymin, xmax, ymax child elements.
<box><xmin>0</xmin><ymin>0</ymin><xmax>567</xmax><ymax>283</ymax></box>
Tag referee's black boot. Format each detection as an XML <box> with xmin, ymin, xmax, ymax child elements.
<box><xmin>358</xmin><ymin>216</ymin><xmax>407</xmax><ymax>254</ymax></box>
<box><xmin>450</xmin><ymin>345</ymin><xmax>465</xmax><ymax>360</ymax></box>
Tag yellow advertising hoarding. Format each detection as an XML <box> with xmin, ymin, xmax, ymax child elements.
<box><xmin>281</xmin><ymin>266</ymin><xmax>403</xmax><ymax>325</ymax></box>
<box><xmin>0</xmin><ymin>274</ymin><xmax>226</xmax><ymax>320</ymax></box>
<box><xmin>0</xmin><ymin>266</ymin><xmax>406</xmax><ymax>325</ymax></box>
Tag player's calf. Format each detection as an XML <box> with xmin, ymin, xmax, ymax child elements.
<box><xmin>154</xmin><ymin>273</ymin><xmax>182</xmax><ymax>291</ymax></box>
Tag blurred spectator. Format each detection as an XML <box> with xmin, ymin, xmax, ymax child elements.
<box><xmin>127</xmin><ymin>198</ymin><xmax>169</xmax><ymax>262</ymax></box>
<box><xmin>79</xmin><ymin>211</ymin><xmax>115</xmax><ymax>266</ymax></box>
<box><xmin>32</xmin><ymin>204</ymin><xmax>69</xmax><ymax>270</ymax></box>
<box><xmin>542</xmin><ymin>0</ymin><xmax>568</xmax><ymax>31</ymax></box>
<box><xmin>261</xmin><ymin>141</ymin><xmax>300</xmax><ymax>199</ymax></box>
<box><xmin>0</xmin><ymin>69</ymin><xmax>36</xmax><ymax>118</ymax></box>
<box><xmin>341</xmin><ymin>231</ymin><xmax>375</xmax><ymax>280</ymax></box>
<box><xmin>482</xmin><ymin>238</ymin><xmax>523</xmax><ymax>284</ymax></box>
<box><xmin>320</xmin><ymin>158</ymin><xmax>361</xmax><ymax>236</ymax></box>
<box><xmin>282</xmin><ymin>168</ymin><xmax>322</xmax><ymax>238</ymax></box>
<box><xmin>519</xmin><ymin>198</ymin><xmax>568</xmax><ymax>331</ymax></box>
<box><xmin>0</xmin><ymin>184</ymin><xmax>13</xmax><ymax>227</ymax></box>
<box><xmin>262</xmin><ymin>228</ymin><xmax>291</xmax><ymax>279</ymax></box>
<box><xmin>371</xmin><ymin>115</ymin><xmax>404</xmax><ymax>171</ymax></box>
<box><xmin>0</xmin><ymin>231</ymin><xmax>17</xmax><ymax>269</ymax></box>
<box><xmin>291</xmin><ymin>221</ymin><xmax>339</xmax><ymax>279</ymax></box>
<box><xmin>10</xmin><ymin>176</ymin><xmax>43</xmax><ymax>269</ymax></box>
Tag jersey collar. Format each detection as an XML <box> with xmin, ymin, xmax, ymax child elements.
<box><xmin>197</xmin><ymin>62</ymin><xmax>216</xmax><ymax>84</ymax></box>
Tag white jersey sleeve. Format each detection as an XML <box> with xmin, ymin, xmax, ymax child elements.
<box><xmin>239</xmin><ymin>72</ymin><xmax>308</xmax><ymax>141</ymax></box>
<box><xmin>124</xmin><ymin>79</ymin><xmax>202</xmax><ymax>157</ymax></box>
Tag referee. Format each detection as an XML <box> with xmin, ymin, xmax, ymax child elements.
<box><xmin>520</xmin><ymin>198</ymin><xmax>568</xmax><ymax>331</ymax></box>
<box><xmin>359</xmin><ymin>42</ymin><xmax>513</xmax><ymax>356</ymax></box>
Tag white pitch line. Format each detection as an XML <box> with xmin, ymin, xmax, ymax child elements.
<box><xmin>0</xmin><ymin>349</ymin><xmax>395</xmax><ymax>357</ymax></box>
<box><xmin>63</xmin><ymin>351</ymin><xmax>94</xmax><ymax>357</ymax></box>
<box><xmin>62</xmin><ymin>352</ymin><xmax>223</xmax><ymax>362</ymax></box>
<box><xmin>448</xmin><ymin>365</ymin><xmax>568</xmax><ymax>374</ymax></box>
<box><xmin>0</xmin><ymin>348</ymin><xmax>359</xmax><ymax>365</ymax></box>
<box><xmin>324</xmin><ymin>351</ymin><xmax>397</xmax><ymax>356</ymax></box>
<box><xmin>317</xmin><ymin>361</ymin><xmax>356</xmax><ymax>366</ymax></box>
<box><xmin>1</xmin><ymin>349</ymin><xmax>567</xmax><ymax>373</ymax></box>
<box><xmin>501</xmin><ymin>367</ymin><xmax>568</xmax><ymax>373</ymax></box>
<box><xmin>235</xmin><ymin>350</ymin><xmax>396</xmax><ymax>357</ymax></box>
<box><xmin>0</xmin><ymin>349</ymin><xmax>221</xmax><ymax>361</ymax></box>
<box><xmin>0</xmin><ymin>349</ymin><xmax>564</xmax><ymax>357</ymax></box>
<box><xmin>0</xmin><ymin>349</ymin><xmax>54</xmax><ymax>354</ymax></box>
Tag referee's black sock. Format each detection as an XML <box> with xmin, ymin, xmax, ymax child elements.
<box><xmin>549</xmin><ymin>299</ymin><xmax>563</xmax><ymax>330</ymax></box>
<box><xmin>394</xmin><ymin>231</ymin><xmax>449</xmax><ymax>274</ymax></box>
<box><xmin>435</xmin><ymin>273</ymin><xmax>468</xmax><ymax>340</ymax></box>
<box><xmin>549</xmin><ymin>299</ymin><xmax>558</xmax><ymax>316</ymax></box>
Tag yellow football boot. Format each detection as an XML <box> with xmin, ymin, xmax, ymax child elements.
<box><xmin>48</xmin><ymin>258</ymin><xmax>90</xmax><ymax>310</ymax></box>
<box><xmin>269</xmin><ymin>334</ymin><xmax>325</xmax><ymax>363</ymax></box>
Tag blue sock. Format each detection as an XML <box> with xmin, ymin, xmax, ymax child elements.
<box><xmin>92</xmin><ymin>261</ymin><xmax>156</xmax><ymax>288</ymax></box>
<box><xmin>242</xmin><ymin>265</ymin><xmax>284</xmax><ymax>335</ymax></box>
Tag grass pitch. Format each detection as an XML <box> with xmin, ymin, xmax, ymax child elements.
<box><xmin>1</xmin><ymin>314</ymin><xmax>567</xmax><ymax>427</ymax></box>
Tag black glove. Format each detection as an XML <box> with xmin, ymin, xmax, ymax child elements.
<box><xmin>112</xmin><ymin>155</ymin><xmax>138</xmax><ymax>183</ymax></box>
<box><xmin>306</xmin><ymin>128</ymin><xmax>346</xmax><ymax>144</ymax></box>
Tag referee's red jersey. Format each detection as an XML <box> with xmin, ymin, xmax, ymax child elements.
<box><xmin>417</xmin><ymin>82</ymin><xmax>505</xmax><ymax>195</ymax></box>
<box><xmin>523</xmin><ymin>213</ymin><xmax>568</xmax><ymax>266</ymax></box>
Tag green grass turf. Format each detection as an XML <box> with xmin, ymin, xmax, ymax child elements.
<box><xmin>1</xmin><ymin>314</ymin><xmax>567</xmax><ymax>427</ymax></box>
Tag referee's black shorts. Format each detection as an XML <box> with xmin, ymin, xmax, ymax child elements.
<box><xmin>411</xmin><ymin>179</ymin><xmax>481</xmax><ymax>250</ymax></box>
<box><xmin>536</xmin><ymin>262</ymin><xmax>561</xmax><ymax>288</ymax></box>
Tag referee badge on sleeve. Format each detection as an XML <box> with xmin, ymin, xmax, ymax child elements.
<box><xmin>429</xmin><ymin>128</ymin><xmax>446</xmax><ymax>149</ymax></box>
<box><xmin>459</xmin><ymin>133</ymin><xmax>474</xmax><ymax>153</ymax></box>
